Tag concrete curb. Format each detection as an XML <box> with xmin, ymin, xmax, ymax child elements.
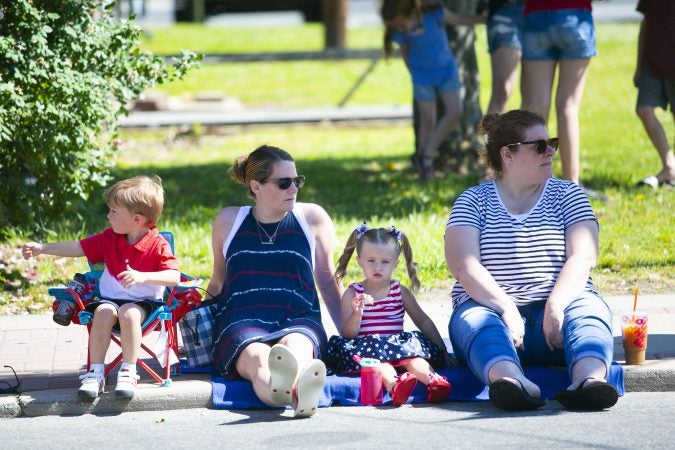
<box><xmin>10</xmin><ymin>379</ymin><xmax>212</xmax><ymax>418</ymax></box>
<box><xmin>623</xmin><ymin>361</ymin><xmax>675</xmax><ymax>393</ymax></box>
<box><xmin>0</xmin><ymin>395</ymin><xmax>22</xmax><ymax>419</ymax></box>
<box><xmin>1</xmin><ymin>293</ymin><xmax>672</xmax><ymax>418</ymax></box>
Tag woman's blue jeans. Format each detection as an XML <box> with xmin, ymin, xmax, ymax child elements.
<box><xmin>448</xmin><ymin>293</ymin><xmax>613</xmax><ymax>384</ymax></box>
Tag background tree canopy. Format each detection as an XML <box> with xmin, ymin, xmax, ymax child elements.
<box><xmin>0</xmin><ymin>0</ymin><xmax>200</xmax><ymax>238</ymax></box>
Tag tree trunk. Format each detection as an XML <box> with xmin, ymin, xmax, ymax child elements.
<box><xmin>323</xmin><ymin>0</ymin><xmax>349</xmax><ymax>49</ymax></box>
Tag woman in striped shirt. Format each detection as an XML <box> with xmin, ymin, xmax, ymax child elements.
<box><xmin>326</xmin><ymin>224</ymin><xmax>452</xmax><ymax>406</ymax></box>
<box><xmin>444</xmin><ymin>109</ymin><xmax>617</xmax><ymax>411</ymax></box>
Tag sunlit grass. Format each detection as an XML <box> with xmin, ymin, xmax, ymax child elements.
<box><xmin>2</xmin><ymin>22</ymin><xmax>672</xmax><ymax>315</ymax></box>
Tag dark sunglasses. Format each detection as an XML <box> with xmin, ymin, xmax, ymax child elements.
<box><xmin>506</xmin><ymin>137</ymin><xmax>559</xmax><ymax>154</ymax></box>
<box><xmin>264</xmin><ymin>176</ymin><xmax>305</xmax><ymax>190</ymax></box>
<box><xmin>0</xmin><ymin>365</ymin><xmax>22</xmax><ymax>394</ymax></box>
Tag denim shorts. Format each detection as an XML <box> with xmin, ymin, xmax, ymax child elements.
<box><xmin>487</xmin><ymin>1</ymin><xmax>525</xmax><ymax>53</ymax></box>
<box><xmin>522</xmin><ymin>9</ymin><xmax>596</xmax><ymax>60</ymax></box>
<box><xmin>413</xmin><ymin>68</ymin><xmax>461</xmax><ymax>101</ymax></box>
<box><xmin>637</xmin><ymin>63</ymin><xmax>675</xmax><ymax>111</ymax></box>
<box><xmin>448</xmin><ymin>293</ymin><xmax>613</xmax><ymax>384</ymax></box>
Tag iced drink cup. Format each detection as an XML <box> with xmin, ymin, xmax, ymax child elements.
<box><xmin>621</xmin><ymin>310</ymin><xmax>648</xmax><ymax>365</ymax></box>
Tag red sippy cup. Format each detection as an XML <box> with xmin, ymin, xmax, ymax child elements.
<box><xmin>354</xmin><ymin>355</ymin><xmax>383</xmax><ymax>405</ymax></box>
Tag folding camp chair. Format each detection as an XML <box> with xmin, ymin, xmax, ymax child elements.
<box><xmin>48</xmin><ymin>231</ymin><xmax>203</xmax><ymax>386</ymax></box>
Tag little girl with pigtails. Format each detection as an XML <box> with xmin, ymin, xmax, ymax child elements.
<box><xmin>326</xmin><ymin>222</ymin><xmax>453</xmax><ymax>406</ymax></box>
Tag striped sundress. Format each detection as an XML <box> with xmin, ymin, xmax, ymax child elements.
<box><xmin>325</xmin><ymin>280</ymin><xmax>446</xmax><ymax>374</ymax></box>
<box><xmin>211</xmin><ymin>204</ymin><xmax>327</xmax><ymax>378</ymax></box>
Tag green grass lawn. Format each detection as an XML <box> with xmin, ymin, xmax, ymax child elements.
<box><xmin>1</xmin><ymin>21</ymin><xmax>673</xmax><ymax>315</ymax></box>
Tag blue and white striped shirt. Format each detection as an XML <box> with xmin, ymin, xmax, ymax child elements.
<box><xmin>446</xmin><ymin>178</ymin><xmax>599</xmax><ymax>307</ymax></box>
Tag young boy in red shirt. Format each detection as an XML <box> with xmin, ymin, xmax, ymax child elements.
<box><xmin>22</xmin><ymin>175</ymin><xmax>180</xmax><ymax>399</ymax></box>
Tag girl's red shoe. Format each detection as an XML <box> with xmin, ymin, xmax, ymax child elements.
<box><xmin>427</xmin><ymin>373</ymin><xmax>452</xmax><ymax>403</ymax></box>
<box><xmin>390</xmin><ymin>372</ymin><xmax>417</xmax><ymax>406</ymax></box>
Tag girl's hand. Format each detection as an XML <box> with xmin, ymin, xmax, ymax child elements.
<box><xmin>117</xmin><ymin>264</ymin><xmax>147</xmax><ymax>289</ymax></box>
<box><xmin>501</xmin><ymin>306</ymin><xmax>525</xmax><ymax>350</ymax></box>
<box><xmin>21</xmin><ymin>242</ymin><xmax>43</xmax><ymax>259</ymax></box>
<box><xmin>543</xmin><ymin>301</ymin><xmax>565</xmax><ymax>351</ymax></box>
<box><xmin>351</xmin><ymin>293</ymin><xmax>366</xmax><ymax>315</ymax></box>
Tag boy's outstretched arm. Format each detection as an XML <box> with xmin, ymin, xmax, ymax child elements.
<box><xmin>22</xmin><ymin>241</ymin><xmax>85</xmax><ymax>259</ymax></box>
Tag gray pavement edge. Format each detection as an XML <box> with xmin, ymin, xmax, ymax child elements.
<box><xmin>1</xmin><ymin>292</ymin><xmax>673</xmax><ymax>418</ymax></box>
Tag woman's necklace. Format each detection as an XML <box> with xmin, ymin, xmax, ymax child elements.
<box><xmin>252</xmin><ymin>208</ymin><xmax>284</xmax><ymax>245</ymax></box>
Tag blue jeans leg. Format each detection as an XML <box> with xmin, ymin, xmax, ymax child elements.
<box><xmin>562</xmin><ymin>292</ymin><xmax>614</xmax><ymax>378</ymax></box>
<box><xmin>449</xmin><ymin>294</ymin><xmax>613</xmax><ymax>385</ymax></box>
<box><xmin>449</xmin><ymin>300</ymin><xmax>521</xmax><ymax>385</ymax></box>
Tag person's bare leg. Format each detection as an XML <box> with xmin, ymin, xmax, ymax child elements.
<box><xmin>555</xmin><ymin>58</ymin><xmax>591</xmax><ymax>184</ymax></box>
<box><xmin>277</xmin><ymin>332</ymin><xmax>315</xmax><ymax>369</ymax></box>
<box><xmin>88</xmin><ymin>304</ymin><xmax>117</xmax><ymax>364</ymax></box>
<box><xmin>423</xmin><ymin>89</ymin><xmax>462</xmax><ymax>160</ymax></box>
<box><xmin>521</xmin><ymin>59</ymin><xmax>556</xmax><ymax>122</ymax></box>
<box><xmin>488</xmin><ymin>46</ymin><xmax>522</xmax><ymax>114</ymax></box>
<box><xmin>118</xmin><ymin>303</ymin><xmax>147</xmax><ymax>364</ymax></box>
<box><xmin>566</xmin><ymin>356</ymin><xmax>607</xmax><ymax>390</ymax></box>
<box><xmin>235</xmin><ymin>342</ymin><xmax>276</xmax><ymax>406</ymax></box>
<box><xmin>487</xmin><ymin>360</ymin><xmax>541</xmax><ymax>398</ymax></box>
<box><xmin>400</xmin><ymin>357</ymin><xmax>433</xmax><ymax>385</ymax></box>
<box><xmin>380</xmin><ymin>362</ymin><xmax>398</xmax><ymax>391</ymax></box>
<box><xmin>484</xmin><ymin>47</ymin><xmax>522</xmax><ymax>180</ymax></box>
<box><xmin>636</xmin><ymin>107</ymin><xmax>675</xmax><ymax>182</ymax></box>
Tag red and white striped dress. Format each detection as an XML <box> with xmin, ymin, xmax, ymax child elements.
<box><xmin>355</xmin><ymin>280</ymin><xmax>405</xmax><ymax>337</ymax></box>
<box><xmin>326</xmin><ymin>280</ymin><xmax>446</xmax><ymax>374</ymax></box>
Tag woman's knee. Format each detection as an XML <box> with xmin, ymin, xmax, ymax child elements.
<box><xmin>236</xmin><ymin>343</ymin><xmax>271</xmax><ymax>379</ymax></box>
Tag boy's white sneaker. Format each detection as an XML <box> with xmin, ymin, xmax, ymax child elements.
<box><xmin>78</xmin><ymin>370</ymin><xmax>105</xmax><ymax>399</ymax></box>
<box><xmin>114</xmin><ymin>369</ymin><xmax>139</xmax><ymax>398</ymax></box>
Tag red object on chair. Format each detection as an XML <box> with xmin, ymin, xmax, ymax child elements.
<box><xmin>48</xmin><ymin>231</ymin><xmax>204</xmax><ymax>386</ymax></box>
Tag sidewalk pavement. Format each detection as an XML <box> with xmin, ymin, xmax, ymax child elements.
<box><xmin>1</xmin><ymin>291</ymin><xmax>673</xmax><ymax>418</ymax></box>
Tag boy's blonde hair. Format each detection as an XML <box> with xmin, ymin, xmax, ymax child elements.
<box><xmin>107</xmin><ymin>175</ymin><xmax>164</xmax><ymax>226</ymax></box>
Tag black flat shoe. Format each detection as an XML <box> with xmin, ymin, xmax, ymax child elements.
<box><xmin>555</xmin><ymin>378</ymin><xmax>618</xmax><ymax>410</ymax></box>
<box><xmin>489</xmin><ymin>378</ymin><xmax>545</xmax><ymax>411</ymax></box>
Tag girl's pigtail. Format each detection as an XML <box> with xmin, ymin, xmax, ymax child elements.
<box><xmin>334</xmin><ymin>229</ymin><xmax>359</xmax><ymax>284</ymax></box>
<box><xmin>399</xmin><ymin>233</ymin><xmax>420</xmax><ymax>294</ymax></box>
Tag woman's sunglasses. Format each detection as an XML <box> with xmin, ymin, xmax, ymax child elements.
<box><xmin>264</xmin><ymin>176</ymin><xmax>305</xmax><ymax>190</ymax></box>
<box><xmin>506</xmin><ymin>137</ymin><xmax>559</xmax><ymax>154</ymax></box>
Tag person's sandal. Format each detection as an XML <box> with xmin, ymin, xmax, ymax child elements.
<box><xmin>555</xmin><ymin>378</ymin><xmax>618</xmax><ymax>410</ymax></box>
<box><xmin>268</xmin><ymin>344</ymin><xmax>298</xmax><ymax>407</ymax></box>
<box><xmin>489</xmin><ymin>378</ymin><xmax>545</xmax><ymax>411</ymax></box>
<box><xmin>292</xmin><ymin>359</ymin><xmax>326</xmax><ymax>418</ymax></box>
<box><xmin>390</xmin><ymin>372</ymin><xmax>417</xmax><ymax>406</ymax></box>
<box><xmin>427</xmin><ymin>372</ymin><xmax>452</xmax><ymax>403</ymax></box>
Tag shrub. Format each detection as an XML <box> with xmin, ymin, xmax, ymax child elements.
<box><xmin>0</xmin><ymin>0</ymin><xmax>201</xmax><ymax>238</ymax></box>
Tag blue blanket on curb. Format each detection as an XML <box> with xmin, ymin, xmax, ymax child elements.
<box><xmin>207</xmin><ymin>362</ymin><xmax>624</xmax><ymax>410</ymax></box>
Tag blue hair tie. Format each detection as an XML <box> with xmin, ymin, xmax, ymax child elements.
<box><xmin>355</xmin><ymin>222</ymin><xmax>369</xmax><ymax>240</ymax></box>
<box><xmin>388</xmin><ymin>226</ymin><xmax>403</xmax><ymax>241</ymax></box>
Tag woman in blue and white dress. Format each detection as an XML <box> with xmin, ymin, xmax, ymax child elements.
<box><xmin>207</xmin><ymin>145</ymin><xmax>343</xmax><ymax>418</ymax></box>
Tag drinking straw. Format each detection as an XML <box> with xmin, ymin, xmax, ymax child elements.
<box><xmin>632</xmin><ymin>287</ymin><xmax>639</xmax><ymax>321</ymax></box>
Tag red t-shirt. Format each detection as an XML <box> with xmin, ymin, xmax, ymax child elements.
<box><xmin>525</xmin><ymin>0</ymin><xmax>592</xmax><ymax>15</ymax></box>
<box><xmin>80</xmin><ymin>227</ymin><xmax>179</xmax><ymax>300</ymax></box>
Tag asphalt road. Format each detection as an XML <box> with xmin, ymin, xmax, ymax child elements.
<box><xmin>2</xmin><ymin>392</ymin><xmax>674</xmax><ymax>449</ymax></box>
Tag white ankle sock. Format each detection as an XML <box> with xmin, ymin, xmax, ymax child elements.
<box><xmin>120</xmin><ymin>362</ymin><xmax>136</xmax><ymax>373</ymax></box>
<box><xmin>90</xmin><ymin>364</ymin><xmax>105</xmax><ymax>374</ymax></box>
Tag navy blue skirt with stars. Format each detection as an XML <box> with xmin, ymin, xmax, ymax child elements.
<box><xmin>326</xmin><ymin>331</ymin><xmax>447</xmax><ymax>374</ymax></box>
